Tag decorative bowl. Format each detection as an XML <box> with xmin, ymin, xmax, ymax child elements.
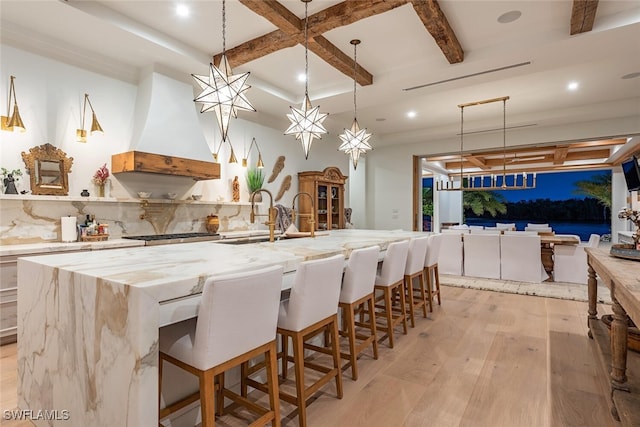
<box><xmin>166</xmin><ymin>193</ymin><xmax>178</xmax><ymax>200</ymax></box>
<box><xmin>138</xmin><ymin>191</ymin><xmax>152</xmax><ymax>199</ymax></box>
<box><xmin>191</xmin><ymin>194</ymin><xmax>202</xmax><ymax>201</ymax></box>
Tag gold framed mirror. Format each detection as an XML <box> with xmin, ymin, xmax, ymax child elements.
<box><xmin>21</xmin><ymin>143</ymin><xmax>74</xmax><ymax>195</ymax></box>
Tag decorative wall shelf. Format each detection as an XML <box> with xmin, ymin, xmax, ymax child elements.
<box><xmin>0</xmin><ymin>194</ymin><xmax>256</xmax><ymax>206</ymax></box>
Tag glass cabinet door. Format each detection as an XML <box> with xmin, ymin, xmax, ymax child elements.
<box><xmin>317</xmin><ymin>184</ymin><xmax>328</xmax><ymax>230</ymax></box>
<box><xmin>330</xmin><ymin>185</ymin><xmax>341</xmax><ymax>229</ymax></box>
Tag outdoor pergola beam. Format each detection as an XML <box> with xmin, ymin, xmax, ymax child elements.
<box><xmin>553</xmin><ymin>147</ymin><xmax>570</xmax><ymax>165</ymax></box>
<box><xmin>465</xmin><ymin>155</ymin><xmax>490</xmax><ymax>170</ymax></box>
<box><xmin>411</xmin><ymin>0</ymin><xmax>464</xmax><ymax>64</ymax></box>
<box><xmin>570</xmin><ymin>0</ymin><xmax>599</xmax><ymax>35</ymax></box>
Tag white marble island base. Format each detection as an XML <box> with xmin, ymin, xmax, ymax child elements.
<box><xmin>17</xmin><ymin>229</ymin><xmax>426</xmax><ymax>426</ymax></box>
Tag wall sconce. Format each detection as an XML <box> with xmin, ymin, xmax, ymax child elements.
<box><xmin>2</xmin><ymin>75</ymin><xmax>26</xmax><ymax>132</ymax></box>
<box><xmin>242</xmin><ymin>137</ymin><xmax>264</xmax><ymax>168</ymax></box>
<box><xmin>212</xmin><ymin>139</ymin><xmax>238</xmax><ymax>164</ymax></box>
<box><xmin>76</xmin><ymin>93</ymin><xmax>103</xmax><ymax>142</ymax></box>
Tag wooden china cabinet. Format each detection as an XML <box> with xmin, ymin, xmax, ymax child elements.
<box><xmin>297</xmin><ymin>167</ymin><xmax>348</xmax><ymax>232</ymax></box>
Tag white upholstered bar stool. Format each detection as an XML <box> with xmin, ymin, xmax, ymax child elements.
<box><xmin>338</xmin><ymin>245</ymin><xmax>380</xmax><ymax>381</ymax></box>
<box><xmin>273</xmin><ymin>254</ymin><xmax>345</xmax><ymax>427</ymax></box>
<box><xmin>374</xmin><ymin>239</ymin><xmax>410</xmax><ymax>348</ymax></box>
<box><xmin>158</xmin><ymin>265</ymin><xmax>284</xmax><ymax>427</ymax></box>
<box><xmin>423</xmin><ymin>234</ymin><xmax>443</xmax><ymax>312</ymax></box>
<box><xmin>554</xmin><ymin>234</ymin><xmax>600</xmax><ymax>284</ymax></box>
<box><xmin>403</xmin><ymin>236</ymin><xmax>430</xmax><ymax>328</ymax></box>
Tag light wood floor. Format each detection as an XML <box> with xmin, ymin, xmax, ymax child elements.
<box><xmin>0</xmin><ymin>286</ymin><xmax>615</xmax><ymax>427</ymax></box>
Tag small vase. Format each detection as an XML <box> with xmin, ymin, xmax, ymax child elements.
<box><xmin>98</xmin><ymin>184</ymin><xmax>105</xmax><ymax>197</ymax></box>
<box><xmin>251</xmin><ymin>192</ymin><xmax>262</xmax><ymax>203</ymax></box>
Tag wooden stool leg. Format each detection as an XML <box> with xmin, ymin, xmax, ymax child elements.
<box><xmin>241</xmin><ymin>361</ymin><xmax>248</xmax><ymax>398</ymax></box>
<box><xmin>215</xmin><ymin>373</ymin><xmax>224</xmax><ymax>416</ymax></box>
<box><xmin>345</xmin><ymin>303</ymin><xmax>358</xmax><ymax>380</ymax></box>
<box><xmin>404</xmin><ymin>275</ymin><xmax>416</xmax><ymax>328</ymax></box>
<box><xmin>419</xmin><ymin>273</ymin><xmax>428</xmax><ymax>318</ymax></box>
<box><xmin>293</xmin><ymin>333</ymin><xmax>307</xmax><ymax>427</ymax></box>
<box><xmin>383</xmin><ymin>287</ymin><xmax>395</xmax><ymax>348</ymax></box>
<box><xmin>330</xmin><ymin>317</ymin><xmax>344</xmax><ymax>399</ymax></box>
<box><xmin>368</xmin><ymin>296</ymin><xmax>379</xmax><ymax>360</ymax></box>
<box><xmin>281</xmin><ymin>334</ymin><xmax>289</xmax><ymax>380</ymax></box>
<box><xmin>398</xmin><ymin>283</ymin><xmax>408</xmax><ymax>335</ymax></box>
<box><xmin>425</xmin><ymin>268</ymin><xmax>434</xmax><ymax>312</ymax></box>
<box><xmin>200</xmin><ymin>370</ymin><xmax>216</xmax><ymax>427</ymax></box>
<box><xmin>158</xmin><ymin>355</ymin><xmax>163</xmax><ymax>417</ymax></box>
<box><xmin>265</xmin><ymin>341</ymin><xmax>281</xmax><ymax>427</ymax></box>
<box><xmin>434</xmin><ymin>265</ymin><xmax>441</xmax><ymax>306</ymax></box>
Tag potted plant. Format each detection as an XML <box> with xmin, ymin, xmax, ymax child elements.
<box><xmin>246</xmin><ymin>168</ymin><xmax>264</xmax><ymax>202</ymax></box>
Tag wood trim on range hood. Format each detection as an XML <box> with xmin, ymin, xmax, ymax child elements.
<box><xmin>111</xmin><ymin>151</ymin><xmax>220</xmax><ymax>180</ymax></box>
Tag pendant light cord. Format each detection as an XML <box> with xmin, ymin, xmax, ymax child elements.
<box><xmin>304</xmin><ymin>0</ymin><xmax>309</xmax><ymax>99</ymax></box>
<box><xmin>353</xmin><ymin>43</ymin><xmax>357</xmax><ymax>120</ymax></box>
<box><xmin>460</xmin><ymin>105</ymin><xmax>464</xmax><ymax>182</ymax></box>
<box><xmin>502</xmin><ymin>98</ymin><xmax>506</xmax><ymax>180</ymax></box>
<box><xmin>222</xmin><ymin>0</ymin><xmax>226</xmax><ymax>55</ymax></box>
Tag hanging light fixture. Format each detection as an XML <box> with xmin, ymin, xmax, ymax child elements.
<box><xmin>192</xmin><ymin>0</ymin><xmax>254</xmax><ymax>142</ymax></box>
<box><xmin>76</xmin><ymin>93</ymin><xmax>104</xmax><ymax>142</ymax></box>
<box><xmin>242</xmin><ymin>137</ymin><xmax>264</xmax><ymax>168</ymax></box>
<box><xmin>436</xmin><ymin>96</ymin><xmax>536</xmax><ymax>191</ymax></box>
<box><xmin>339</xmin><ymin>39</ymin><xmax>372</xmax><ymax>170</ymax></box>
<box><xmin>1</xmin><ymin>75</ymin><xmax>26</xmax><ymax>132</ymax></box>
<box><xmin>284</xmin><ymin>0</ymin><xmax>328</xmax><ymax>159</ymax></box>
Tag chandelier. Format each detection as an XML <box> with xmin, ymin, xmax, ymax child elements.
<box><xmin>339</xmin><ymin>39</ymin><xmax>372</xmax><ymax>170</ymax></box>
<box><xmin>192</xmin><ymin>0</ymin><xmax>254</xmax><ymax>142</ymax></box>
<box><xmin>436</xmin><ymin>96</ymin><xmax>536</xmax><ymax>191</ymax></box>
<box><xmin>284</xmin><ymin>0</ymin><xmax>328</xmax><ymax>159</ymax></box>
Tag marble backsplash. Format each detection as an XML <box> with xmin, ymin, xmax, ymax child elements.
<box><xmin>0</xmin><ymin>195</ymin><xmax>265</xmax><ymax>245</ymax></box>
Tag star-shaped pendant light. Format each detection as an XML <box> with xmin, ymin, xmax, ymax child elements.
<box><xmin>192</xmin><ymin>0</ymin><xmax>254</xmax><ymax>142</ymax></box>
<box><xmin>284</xmin><ymin>0</ymin><xmax>328</xmax><ymax>159</ymax></box>
<box><xmin>339</xmin><ymin>39</ymin><xmax>372</xmax><ymax>169</ymax></box>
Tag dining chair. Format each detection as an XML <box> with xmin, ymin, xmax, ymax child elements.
<box><xmin>554</xmin><ymin>234</ymin><xmax>600</xmax><ymax>284</ymax></box>
<box><xmin>500</xmin><ymin>234</ymin><xmax>547</xmax><ymax>282</ymax></box>
<box><xmin>158</xmin><ymin>265</ymin><xmax>283</xmax><ymax>427</ymax></box>
<box><xmin>463</xmin><ymin>233</ymin><xmax>501</xmax><ymax>279</ymax></box>
<box><xmin>438</xmin><ymin>232</ymin><xmax>464</xmax><ymax>275</ymax></box>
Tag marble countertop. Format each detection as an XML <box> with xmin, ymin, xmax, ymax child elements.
<box><xmin>0</xmin><ymin>238</ymin><xmax>146</xmax><ymax>257</ymax></box>
<box><xmin>19</xmin><ymin>229</ymin><xmax>427</xmax><ymax>303</ymax></box>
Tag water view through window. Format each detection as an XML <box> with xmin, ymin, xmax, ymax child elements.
<box><xmin>423</xmin><ymin>170</ymin><xmax>612</xmax><ymax>241</ymax></box>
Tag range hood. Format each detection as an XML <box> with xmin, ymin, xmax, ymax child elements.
<box><xmin>111</xmin><ymin>150</ymin><xmax>219</xmax><ymax>180</ymax></box>
<box><xmin>112</xmin><ymin>69</ymin><xmax>220</xmax><ymax>180</ymax></box>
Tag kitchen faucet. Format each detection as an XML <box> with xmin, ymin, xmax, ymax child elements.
<box><xmin>291</xmin><ymin>192</ymin><xmax>315</xmax><ymax>237</ymax></box>
<box><xmin>250</xmin><ymin>189</ymin><xmax>276</xmax><ymax>242</ymax></box>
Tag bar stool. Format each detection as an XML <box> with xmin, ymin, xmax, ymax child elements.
<box><xmin>338</xmin><ymin>245</ymin><xmax>380</xmax><ymax>381</ymax></box>
<box><xmin>403</xmin><ymin>236</ymin><xmax>430</xmax><ymax>327</ymax></box>
<box><xmin>424</xmin><ymin>234</ymin><xmax>442</xmax><ymax>312</ymax></box>
<box><xmin>158</xmin><ymin>265</ymin><xmax>283</xmax><ymax>427</ymax></box>
<box><xmin>374</xmin><ymin>239</ymin><xmax>410</xmax><ymax>348</ymax></box>
<box><xmin>248</xmin><ymin>254</ymin><xmax>345</xmax><ymax>427</ymax></box>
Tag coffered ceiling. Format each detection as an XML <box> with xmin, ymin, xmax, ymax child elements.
<box><xmin>1</xmin><ymin>0</ymin><xmax>639</xmax><ymax>165</ymax></box>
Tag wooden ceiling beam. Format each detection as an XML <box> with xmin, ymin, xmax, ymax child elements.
<box><xmin>228</xmin><ymin>0</ymin><xmax>382</xmax><ymax>86</ymax></box>
<box><xmin>570</xmin><ymin>0</ymin><xmax>599</xmax><ymax>35</ymax></box>
<box><xmin>308</xmin><ymin>36</ymin><xmax>373</xmax><ymax>86</ymax></box>
<box><xmin>411</xmin><ymin>0</ymin><xmax>464</xmax><ymax>64</ymax></box>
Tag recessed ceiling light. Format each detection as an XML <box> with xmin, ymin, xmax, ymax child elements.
<box><xmin>497</xmin><ymin>10</ymin><xmax>522</xmax><ymax>24</ymax></box>
<box><xmin>375</xmin><ymin>118</ymin><xmax>386</xmax><ymax>122</ymax></box>
<box><xmin>176</xmin><ymin>4</ymin><xmax>189</xmax><ymax>17</ymax></box>
<box><xmin>407</xmin><ymin>111</ymin><xmax>417</xmax><ymax>118</ymax></box>
<box><xmin>622</xmin><ymin>72</ymin><xmax>640</xmax><ymax>80</ymax></box>
<box><xmin>567</xmin><ymin>81</ymin><xmax>579</xmax><ymax>91</ymax></box>
<box><xmin>297</xmin><ymin>73</ymin><xmax>306</xmax><ymax>82</ymax></box>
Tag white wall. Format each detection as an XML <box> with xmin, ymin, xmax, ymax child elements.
<box><xmin>1</xmin><ymin>44</ymin><xmax>349</xmax><ymax>206</ymax></box>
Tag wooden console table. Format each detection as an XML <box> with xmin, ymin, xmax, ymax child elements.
<box><xmin>586</xmin><ymin>248</ymin><xmax>640</xmax><ymax>426</ymax></box>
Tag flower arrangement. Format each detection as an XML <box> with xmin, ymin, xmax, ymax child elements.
<box><xmin>92</xmin><ymin>163</ymin><xmax>110</xmax><ymax>186</ymax></box>
<box><xmin>618</xmin><ymin>207</ymin><xmax>640</xmax><ymax>249</ymax></box>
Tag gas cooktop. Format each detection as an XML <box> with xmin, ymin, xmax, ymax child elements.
<box><xmin>123</xmin><ymin>232</ymin><xmax>220</xmax><ymax>246</ymax></box>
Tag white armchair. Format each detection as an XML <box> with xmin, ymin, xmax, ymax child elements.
<box><xmin>438</xmin><ymin>233</ymin><xmax>464</xmax><ymax>275</ymax></box>
<box><xmin>463</xmin><ymin>234</ymin><xmax>501</xmax><ymax>279</ymax></box>
<box><xmin>500</xmin><ymin>234</ymin><xmax>548</xmax><ymax>282</ymax></box>
<box><xmin>553</xmin><ymin>234</ymin><xmax>600</xmax><ymax>284</ymax></box>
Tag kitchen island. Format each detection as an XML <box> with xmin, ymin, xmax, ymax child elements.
<box><xmin>17</xmin><ymin>229</ymin><xmax>426</xmax><ymax>426</ymax></box>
